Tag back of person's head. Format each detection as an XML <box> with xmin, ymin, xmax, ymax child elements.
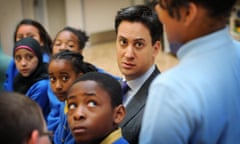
<box><xmin>115</xmin><ymin>5</ymin><xmax>163</xmax><ymax>45</ymax></box>
<box><xmin>50</xmin><ymin>50</ymin><xmax>97</xmax><ymax>74</ymax></box>
<box><xmin>157</xmin><ymin>0</ymin><xmax>237</xmax><ymax>21</ymax></box>
<box><xmin>14</xmin><ymin>19</ymin><xmax>52</xmax><ymax>54</ymax></box>
<box><xmin>72</xmin><ymin>72</ymin><xmax>122</xmax><ymax>107</ymax></box>
<box><xmin>0</xmin><ymin>92</ymin><xmax>49</xmax><ymax>144</ymax></box>
<box><xmin>54</xmin><ymin>26</ymin><xmax>89</xmax><ymax>50</ymax></box>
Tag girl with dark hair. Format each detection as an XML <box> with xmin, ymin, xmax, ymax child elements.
<box><xmin>4</xmin><ymin>19</ymin><xmax>52</xmax><ymax>91</ymax></box>
<box><xmin>13</xmin><ymin>37</ymin><xmax>49</xmax><ymax>120</ymax></box>
<box><xmin>48</xmin><ymin>50</ymin><xmax>97</xmax><ymax>143</ymax></box>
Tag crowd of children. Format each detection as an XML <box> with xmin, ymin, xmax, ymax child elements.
<box><xmin>1</xmin><ymin>17</ymin><xmax>127</xmax><ymax>144</ymax></box>
<box><xmin>1</xmin><ymin>0</ymin><xmax>240</xmax><ymax>143</ymax></box>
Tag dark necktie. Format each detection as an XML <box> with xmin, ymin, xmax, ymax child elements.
<box><xmin>121</xmin><ymin>81</ymin><xmax>130</xmax><ymax>103</ymax></box>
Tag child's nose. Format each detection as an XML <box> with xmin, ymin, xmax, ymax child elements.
<box><xmin>20</xmin><ymin>59</ymin><xmax>27</xmax><ymax>66</ymax></box>
<box><xmin>59</xmin><ymin>44</ymin><xmax>67</xmax><ymax>51</ymax></box>
<box><xmin>73</xmin><ymin>106</ymin><xmax>86</xmax><ymax>120</ymax></box>
<box><xmin>55</xmin><ymin>80</ymin><xmax>63</xmax><ymax>90</ymax></box>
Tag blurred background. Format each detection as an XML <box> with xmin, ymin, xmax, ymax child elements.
<box><xmin>0</xmin><ymin>0</ymin><xmax>156</xmax><ymax>55</ymax></box>
<box><xmin>1</xmin><ymin>0</ymin><xmax>240</xmax><ymax>76</ymax></box>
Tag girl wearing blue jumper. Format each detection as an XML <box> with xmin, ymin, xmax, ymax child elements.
<box><xmin>4</xmin><ymin>19</ymin><xmax>52</xmax><ymax>91</ymax></box>
<box><xmin>48</xmin><ymin>50</ymin><xmax>97</xmax><ymax>144</ymax></box>
<box><xmin>47</xmin><ymin>26</ymin><xmax>120</xmax><ymax>133</ymax></box>
<box><xmin>13</xmin><ymin>37</ymin><xmax>49</xmax><ymax>120</ymax></box>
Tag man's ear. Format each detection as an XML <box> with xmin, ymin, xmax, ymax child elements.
<box><xmin>27</xmin><ymin>130</ymin><xmax>39</xmax><ymax>144</ymax></box>
<box><xmin>153</xmin><ymin>40</ymin><xmax>161</xmax><ymax>58</ymax></box>
<box><xmin>113</xmin><ymin>105</ymin><xmax>126</xmax><ymax>124</ymax></box>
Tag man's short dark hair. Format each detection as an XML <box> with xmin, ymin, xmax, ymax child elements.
<box><xmin>115</xmin><ymin>5</ymin><xmax>163</xmax><ymax>45</ymax></box>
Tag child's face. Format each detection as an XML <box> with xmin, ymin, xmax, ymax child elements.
<box><xmin>52</xmin><ymin>31</ymin><xmax>82</xmax><ymax>55</ymax></box>
<box><xmin>67</xmin><ymin>80</ymin><xmax>118</xmax><ymax>143</ymax></box>
<box><xmin>14</xmin><ymin>49</ymin><xmax>38</xmax><ymax>77</ymax></box>
<box><xmin>16</xmin><ymin>24</ymin><xmax>43</xmax><ymax>46</ymax></box>
<box><xmin>48</xmin><ymin>59</ymin><xmax>80</xmax><ymax>101</ymax></box>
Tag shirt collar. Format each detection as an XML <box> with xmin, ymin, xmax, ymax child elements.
<box><xmin>127</xmin><ymin>65</ymin><xmax>155</xmax><ymax>91</ymax></box>
<box><xmin>100</xmin><ymin>128</ymin><xmax>123</xmax><ymax>144</ymax></box>
<box><xmin>177</xmin><ymin>27</ymin><xmax>230</xmax><ymax>60</ymax></box>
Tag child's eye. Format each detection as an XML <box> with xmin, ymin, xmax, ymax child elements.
<box><xmin>54</xmin><ymin>41</ymin><xmax>61</xmax><ymax>47</ymax></box>
<box><xmin>88</xmin><ymin>101</ymin><xmax>97</xmax><ymax>107</ymax></box>
<box><xmin>49</xmin><ymin>76</ymin><xmax>56</xmax><ymax>82</ymax></box>
<box><xmin>16</xmin><ymin>36</ymin><xmax>23</xmax><ymax>42</ymax></box>
<box><xmin>25</xmin><ymin>54</ymin><xmax>34</xmax><ymax>60</ymax></box>
<box><xmin>68</xmin><ymin>103</ymin><xmax>77</xmax><ymax>110</ymax></box>
<box><xmin>26</xmin><ymin>33</ymin><xmax>34</xmax><ymax>38</ymax></box>
<box><xmin>15</xmin><ymin>55</ymin><xmax>21</xmax><ymax>61</ymax></box>
<box><xmin>67</xmin><ymin>44</ymin><xmax>75</xmax><ymax>48</ymax></box>
<box><xmin>62</xmin><ymin>76</ymin><xmax>69</xmax><ymax>82</ymax></box>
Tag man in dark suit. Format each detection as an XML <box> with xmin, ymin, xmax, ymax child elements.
<box><xmin>114</xmin><ymin>5</ymin><xmax>163</xmax><ymax>144</ymax></box>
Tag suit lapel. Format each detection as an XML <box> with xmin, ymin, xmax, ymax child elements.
<box><xmin>120</xmin><ymin>66</ymin><xmax>160</xmax><ymax>126</ymax></box>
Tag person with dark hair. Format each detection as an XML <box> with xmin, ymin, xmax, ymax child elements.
<box><xmin>47</xmin><ymin>26</ymin><xmax>121</xmax><ymax>134</ymax></box>
<box><xmin>52</xmin><ymin>26</ymin><xmax>88</xmax><ymax>55</ymax></box>
<box><xmin>51</xmin><ymin>26</ymin><xmax>121</xmax><ymax>78</ymax></box>
<box><xmin>66</xmin><ymin>72</ymin><xmax>128</xmax><ymax>144</ymax></box>
<box><xmin>48</xmin><ymin>50</ymin><xmax>97</xmax><ymax>143</ymax></box>
<box><xmin>4</xmin><ymin>19</ymin><xmax>52</xmax><ymax>91</ymax></box>
<box><xmin>114</xmin><ymin>5</ymin><xmax>163</xmax><ymax>143</ymax></box>
<box><xmin>140</xmin><ymin>0</ymin><xmax>240</xmax><ymax>143</ymax></box>
<box><xmin>13</xmin><ymin>37</ymin><xmax>49</xmax><ymax>120</ymax></box>
<box><xmin>14</xmin><ymin>19</ymin><xmax>52</xmax><ymax>54</ymax></box>
<box><xmin>0</xmin><ymin>91</ymin><xmax>52</xmax><ymax>144</ymax></box>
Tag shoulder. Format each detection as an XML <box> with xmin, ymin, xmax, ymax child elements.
<box><xmin>96</xmin><ymin>66</ymin><xmax>121</xmax><ymax>80</ymax></box>
<box><xmin>32</xmin><ymin>79</ymin><xmax>49</xmax><ymax>87</ymax></box>
<box><xmin>27</xmin><ymin>79</ymin><xmax>49</xmax><ymax>94</ymax></box>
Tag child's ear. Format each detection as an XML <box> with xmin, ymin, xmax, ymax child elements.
<box><xmin>27</xmin><ymin>130</ymin><xmax>39</xmax><ymax>144</ymax></box>
<box><xmin>113</xmin><ymin>105</ymin><xmax>126</xmax><ymax>124</ymax></box>
<box><xmin>77</xmin><ymin>72</ymin><xmax>84</xmax><ymax>77</ymax></box>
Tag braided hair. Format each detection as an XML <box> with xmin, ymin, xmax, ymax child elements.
<box><xmin>50</xmin><ymin>50</ymin><xmax>97</xmax><ymax>74</ymax></box>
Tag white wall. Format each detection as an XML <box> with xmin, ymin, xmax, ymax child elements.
<box><xmin>64</xmin><ymin>0</ymin><xmax>138</xmax><ymax>34</ymax></box>
<box><xmin>65</xmin><ymin>0</ymin><xmax>85</xmax><ymax>29</ymax></box>
<box><xmin>84</xmin><ymin>0</ymin><xmax>132</xmax><ymax>34</ymax></box>
<box><xmin>0</xmin><ymin>0</ymin><xmax>23</xmax><ymax>55</ymax></box>
<box><xmin>47</xmin><ymin>0</ymin><xmax>66</xmax><ymax>38</ymax></box>
<box><xmin>0</xmin><ymin>0</ymin><xmax>145</xmax><ymax>55</ymax></box>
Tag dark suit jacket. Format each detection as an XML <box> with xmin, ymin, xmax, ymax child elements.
<box><xmin>120</xmin><ymin>66</ymin><xmax>160</xmax><ymax>144</ymax></box>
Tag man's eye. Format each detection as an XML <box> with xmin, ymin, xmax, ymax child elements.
<box><xmin>135</xmin><ymin>42</ymin><xmax>144</xmax><ymax>48</ymax></box>
<box><xmin>88</xmin><ymin>101</ymin><xmax>97</xmax><ymax>107</ymax></box>
<box><xmin>68</xmin><ymin>103</ymin><xmax>77</xmax><ymax>110</ymax></box>
<box><xmin>119</xmin><ymin>39</ymin><xmax>127</xmax><ymax>46</ymax></box>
